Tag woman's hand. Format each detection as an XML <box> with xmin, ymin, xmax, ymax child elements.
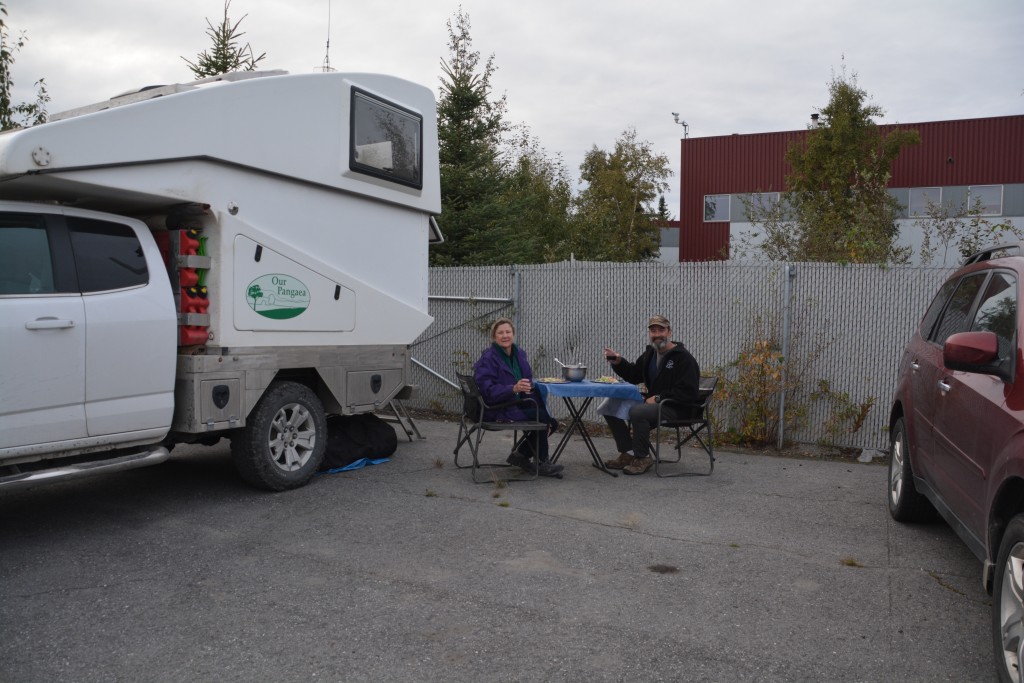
<box><xmin>514</xmin><ymin>379</ymin><xmax>532</xmax><ymax>393</ymax></box>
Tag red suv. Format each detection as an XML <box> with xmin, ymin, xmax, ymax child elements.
<box><xmin>889</xmin><ymin>245</ymin><xmax>1024</xmax><ymax>682</ymax></box>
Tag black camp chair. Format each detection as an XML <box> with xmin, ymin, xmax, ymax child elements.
<box><xmin>652</xmin><ymin>376</ymin><xmax>718</xmax><ymax>477</ymax></box>
<box><xmin>453</xmin><ymin>372</ymin><xmax>550</xmax><ymax>483</ymax></box>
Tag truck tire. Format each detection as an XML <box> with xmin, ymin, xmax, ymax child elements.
<box><xmin>887</xmin><ymin>416</ymin><xmax>935</xmax><ymax>522</ymax></box>
<box><xmin>231</xmin><ymin>381</ymin><xmax>327</xmax><ymax>491</ymax></box>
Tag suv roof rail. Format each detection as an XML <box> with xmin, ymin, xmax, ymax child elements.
<box><xmin>962</xmin><ymin>243</ymin><xmax>1021</xmax><ymax>266</ymax></box>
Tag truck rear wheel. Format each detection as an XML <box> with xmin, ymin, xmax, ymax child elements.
<box><xmin>231</xmin><ymin>381</ymin><xmax>327</xmax><ymax>491</ymax></box>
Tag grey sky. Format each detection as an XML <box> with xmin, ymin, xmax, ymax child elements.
<box><xmin>12</xmin><ymin>0</ymin><xmax>1024</xmax><ymax>217</ymax></box>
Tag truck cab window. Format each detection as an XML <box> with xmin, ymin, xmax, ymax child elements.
<box><xmin>350</xmin><ymin>88</ymin><xmax>422</xmax><ymax>189</ymax></box>
<box><xmin>67</xmin><ymin>217</ymin><xmax>149</xmax><ymax>292</ymax></box>
<box><xmin>0</xmin><ymin>217</ymin><xmax>55</xmax><ymax>295</ymax></box>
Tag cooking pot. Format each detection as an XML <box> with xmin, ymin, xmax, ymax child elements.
<box><xmin>561</xmin><ymin>364</ymin><xmax>587</xmax><ymax>382</ymax></box>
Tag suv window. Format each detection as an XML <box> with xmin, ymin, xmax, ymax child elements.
<box><xmin>930</xmin><ymin>273</ymin><xmax>987</xmax><ymax>345</ymax></box>
<box><xmin>0</xmin><ymin>215</ymin><xmax>55</xmax><ymax>295</ymax></box>
<box><xmin>919</xmin><ymin>278</ymin><xmax>958</xmax><ymax>340</ymax></box>
<box><xmin>67</xmin><ymin>217</ymin><xmax>148</xmax><ymax>292</ymax></box>
<box><xmin>972</xmin><ymin>271</ymin><xmax>1017</xmax><ymax>367</ymax></box>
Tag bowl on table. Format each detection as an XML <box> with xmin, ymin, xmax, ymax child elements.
<box><xmin>561</xmin><ymin>365</ymin><xmax>587</xmax><ymax>382</ymax></box>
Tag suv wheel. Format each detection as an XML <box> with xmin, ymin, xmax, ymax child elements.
<box><xmin>993</xmin><ymin>514</ymin><xmax>1024</xmax><ymax>683</ymax></box>
<box><xmin>887</xmin><ymin>417</ymin><xmax>934</xmax><ymax>522</ymax></box>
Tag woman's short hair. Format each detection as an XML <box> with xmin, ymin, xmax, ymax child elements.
<box><xmin>489</xmin><ymin>317</ymin><xmax>515</xmax><ymax>339</ymax></box>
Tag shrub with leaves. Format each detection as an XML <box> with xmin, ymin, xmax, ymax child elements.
<box><xmin>715</xmin><ymin>334</ymin><xmax>805</xmax><ymax>447</ymax></box>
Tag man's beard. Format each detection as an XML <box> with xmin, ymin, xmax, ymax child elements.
<box><xmin>652</xmin><ymin>338</ymin><xmax>668</xmax><ymax>350</ymax></box>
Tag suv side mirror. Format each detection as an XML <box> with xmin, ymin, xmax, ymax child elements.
<box><xmin>943</xmin><ymin>331</ymin><xmax>1012</xmax><ymax>381</ymax></box>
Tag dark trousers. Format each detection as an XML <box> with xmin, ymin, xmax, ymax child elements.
<box><xmin>604</xmin><ymin>402</ymin><xmax>679</xmax><ymax>458</ymax></box>
<box><xmin>515</xmin><ymin>401</ymin><xmax>557</xmax><ymax>462</ymax></box>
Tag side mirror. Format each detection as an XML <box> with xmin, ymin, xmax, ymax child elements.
<box><xmin>943</xmin><ymin>331</ymin><xmax>1012</xmax><ymax>381</ymax></box>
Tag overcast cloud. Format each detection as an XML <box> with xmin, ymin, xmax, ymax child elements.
<box><xmin>12</xmin><ymin>0</ymin><xmax>1024</xmax><ymax>216</ymax></box>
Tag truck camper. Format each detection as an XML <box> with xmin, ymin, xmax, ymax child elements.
<box><xmin>0</xmin><ymin>70</ymin><xmax>441</xmax><ymax>491</ymax></box>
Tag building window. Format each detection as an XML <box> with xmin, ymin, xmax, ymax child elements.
<box><xmin>969</xmin><ymin>185</ymin><xmax>1003</xmax><ymax>216</ymax></box>
<box><xmin>704</xmin><ymin>194</ymin><xmax>731</xmax><ymax>222</ymax></box>
<box><xmin>908</xmin><ymin>187</ymin><xmax>941</xmax><ymax>217</ymax></box>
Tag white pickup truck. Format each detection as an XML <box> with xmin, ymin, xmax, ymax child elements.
<box><xmin>0</xmin><ymin>70</ymin><xmax>441</xmax><ymax>491</ymax></box>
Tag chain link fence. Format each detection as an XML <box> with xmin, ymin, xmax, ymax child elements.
<box><xmin>408</xmin><ymin>261</ymin><xmax>955</xmax><ymax>452</ymax></box>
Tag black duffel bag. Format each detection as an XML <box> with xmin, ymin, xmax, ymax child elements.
<box><xmin>319</xmin><ymin>413</ymin><xmax>398</xmax><ymax>471</ymax></box>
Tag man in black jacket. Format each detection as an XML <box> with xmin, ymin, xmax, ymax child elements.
<box><xmin>602</xmin><ymin>315</ymin><xmax>700</xmax><ymax>475</ymax></box>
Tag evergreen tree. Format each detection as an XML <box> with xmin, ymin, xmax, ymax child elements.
<box><xmin>432</xmin><ymin>8</ymin><xmax>510</xmax><ymax>266</ymax></box>
<box><xmin>182</xmin><ymin>0</ymin><xmax>266</xmax><ymax>79</ymax></box>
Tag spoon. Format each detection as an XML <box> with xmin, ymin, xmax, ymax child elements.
<box><xmin>553</xmin><ymin>358</ymin><xmax>567</xmax><ymax>368</ymax></box>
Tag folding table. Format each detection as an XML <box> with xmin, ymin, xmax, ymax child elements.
<box><xmin>536</xmin><ymin>379</ymin><xmax>642</xmax><ymax>477</ymax></box>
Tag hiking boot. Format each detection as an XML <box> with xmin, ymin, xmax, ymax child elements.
<box><xmin>604</xmin><ymin>452</ymin><xmax>635</xmax><ymax>470</ymax></box>
<box><xmin>536</xmin><ymin>461</ymin><xmax>564</xmax><ymax>477</ymax></box>
<box><xmin>623</xmin><ymin>456</ymin><xmax>654</xmax><ymax>475</ymax></box>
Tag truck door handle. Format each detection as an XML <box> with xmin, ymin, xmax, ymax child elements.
<box><xmin>25</xmin><ymin>318</ymin><xmax>75</xmax><ymax>330</ymax></box>
<box><xmin>937</xmin><ymin>379</ymin><xmax>951</xmax><ymax>394</ymax></box>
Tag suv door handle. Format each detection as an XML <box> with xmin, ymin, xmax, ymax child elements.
<box><xmin>911</xmin><ymin>361</ymin><xmax>920</xmax><ymax>371</ymax></box>
<box><xmin>937</xmin><ymin>379</ymin><xmax>952</xmax><ymax>394</ymax></box>
<box><xmin>25</xmin><ymin>318</ymin><xmax>75</xmax><ymax>330</ymax></box>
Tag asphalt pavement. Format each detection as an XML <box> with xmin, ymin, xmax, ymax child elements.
<box><xmin>0</xmin><ymin>417</ymin><xmax>994</xmax><ymax>682</ymax></box>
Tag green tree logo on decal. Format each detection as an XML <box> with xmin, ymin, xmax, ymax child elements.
<box><xmin>247</xmin><ymin>283</ymin><xmax>262</xmax><ymax>306</ymax></box>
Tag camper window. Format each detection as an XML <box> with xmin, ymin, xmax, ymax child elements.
<box><xmin>350</xmin><ymin>87</ymin><xmax>422</xmax><ymax>189</ymax></box>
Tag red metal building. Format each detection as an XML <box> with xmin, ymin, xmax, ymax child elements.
<box><xmin>677</xmin><ymin>115</ymin><xmax>1024</xmax><ymax>261</ymax></box>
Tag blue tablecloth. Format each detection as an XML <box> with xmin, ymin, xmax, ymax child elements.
<box><xmin>536</xmin><ymin>380</ymin><xmax>643</xmax><ymax>421</ymax></box>
<box><xmin>536</xmin><ymin>380</ymin><xmax>642</xmax><ymax>401</ymax></box>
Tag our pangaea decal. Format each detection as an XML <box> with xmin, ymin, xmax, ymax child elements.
<box><xmin>246</xmin><ymin>274</ymin><xmax>310</xmax><ymax>319</ymax></box>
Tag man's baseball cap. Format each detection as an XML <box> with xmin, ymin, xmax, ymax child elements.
<box><xmin>648</xmin><ymin>315</ymin><xmax>670</xmax><ymax>329</ymax></box>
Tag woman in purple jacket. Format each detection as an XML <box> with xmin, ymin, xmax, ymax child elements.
<box><xmin>473</xmin><ymin>317</ymin><xmax>563</xmax><ymax>477</ymax></box>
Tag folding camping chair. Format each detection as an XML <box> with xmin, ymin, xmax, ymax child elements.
<box><xmin>652</xmin><ymin>376</ymin><xmax>718</xmax><ymax>477</ymax></box>
<box><xmin>453</xmin><ymin>372</ymin><xmax>551</xmax><ymax>483</ymax></box>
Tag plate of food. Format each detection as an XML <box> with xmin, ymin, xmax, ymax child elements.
<box><xmin>593</xmin><ymin>376</ymin><xmax>620</xmax><ymax>383</ymax></box>
<box><xmin>537</xmin><ymin>377</ymin><xmax>569</xmax><ymax>383</ymax></box>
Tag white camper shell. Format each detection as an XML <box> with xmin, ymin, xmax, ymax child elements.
<box><xmin>0</xmin><ymin>71</ymin><xmax>441</xmax><ymax>491</ymax></box>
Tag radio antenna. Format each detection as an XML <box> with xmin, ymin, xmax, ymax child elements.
<box><xmin>320</xmin><ymin>0</ymin><xmax>334</xmax><ymax>72</ymax></box>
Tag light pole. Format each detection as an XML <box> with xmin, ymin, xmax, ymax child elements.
<box><xmin>669</xmin><ymin>113</ymin><xmax>689</xmax><ymax>262</ymax></box>
<box><xmin>671</xmin><ymin>112</ymin><xmax>689</xmax><ymax>139</ymax></box>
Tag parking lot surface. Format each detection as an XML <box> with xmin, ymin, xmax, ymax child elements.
<box><xmin>0</xmin><ymin>417</ymin><xmax>992</xmax><ymax>682</ymax></box>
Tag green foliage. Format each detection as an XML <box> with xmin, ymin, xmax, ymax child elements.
<box><xmin>810</xmin><ymin>379</ymin><xmax>875</xmax><ymax>451</ymax></box>
<box><xmin>656</xmin><ymin>195</ymin><xmax>672</xmax><ymax>223</ymax></box>
<box><xmin>0</xmin><ymin>1</ymin><xmax>48</xmax><ymax>130</ymax></box>
<box><xmin>714</xmin><ymin>335</ymin><xmax>801</xmax><ymax>447</ymax></box>
<box><xmin>916</xmin><ymin>197</ymin><xmax>1024</xmax><ymax>265</ymax></box>
<box><xmin>182</xmin><ymin>0</ymin><xmax>266</xmax><ymax>79</ymax></box>
<box><xmin>569</xmin><ymin>129</ymin><xmax>672</xmax><ymax>262</ymax></box>
<box><xmin>498</xmin><ymin>128</ymin><xmax>574</xmax><ymax>264</ymax></box>
<box><xmin>431</xmin><ymin>9</ymin><xmax>511</xmax><ymax>266</ymax></box>
<box><xmin>713</xmin><ymin>307</ymin><xmax>871</xmax><ymax>451</ymax></box>
<box><xmin>432</xmin><ymin>10</ymin><xmax>671</xmax><ymax>266</ymax></box>
<box><xmin>743</xmin><ymin>69</ymin><xmax>919</xmax><ymax>264</ymax></box>
<box><xmin>433</xmin><ymin>9</ymin><xmax>573</xmax><ymax>266</ymax></box>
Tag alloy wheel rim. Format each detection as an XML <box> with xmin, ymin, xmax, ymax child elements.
<box><xmin>268</xmin><ymin>402</ymin><xmax>317</xmax><ymax>472</ymax></box>
<box><xmin>889</xmin><ymin>432</ymin><xmax>904</xmax><ymax>506</ymax></box>
<box><xmin>1000</xmin><ymin>543</ymin><xmax>1024</xmax><ymax>683</ymax></box>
